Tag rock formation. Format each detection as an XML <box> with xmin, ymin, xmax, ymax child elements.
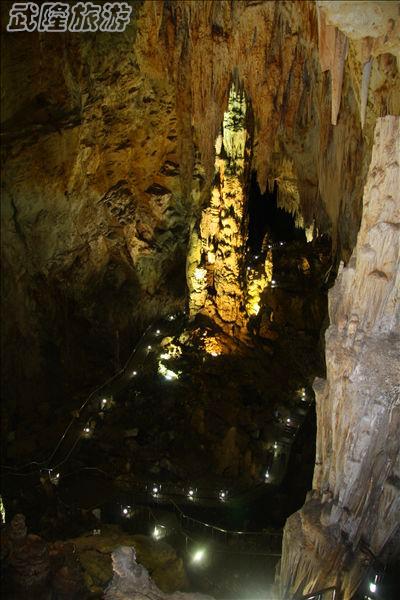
<box><xmin>4</xmin><ymin>513</ymin><xmax>50</xmax><ymax>597</ymax></box>
<box><xmin>1</xmin><ymin>513</ymin><xmax>86</xmax><ymax>599</ymax></box>
<box><xmin>105</xmin><ymin>545</ymin><xmax>210</xmax><ymax>600</ymax></box>
<box><xmin>4</xmin><ymin>0</ymin><xmax>398</xmax><ymax>421</ymax></box>
<box><xmin>1</xmin><ymin>1</ymin><xmax>399</xmax><ymax>597</ymax></box>
<box><xmin>278</xmin><ymin>116</ymin><xmax>399</xmax><ymax>599</ymax></box>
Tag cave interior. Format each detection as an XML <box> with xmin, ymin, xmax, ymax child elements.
<box><xmin>1</xmin><ymin>1</ymin><xmax>399</xmax><ymax>600</ymax></box>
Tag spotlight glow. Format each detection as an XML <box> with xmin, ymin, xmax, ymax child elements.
<box><xmin>132</xmin><ymin>370</ymin><xmax>137</xmax><ymax>376</ymax></box>
<box><xmin>122</xmin><ymin>505</ymin><xmax>132</xmax><ymax>517</ymax></box>
<box><xmin>153</xmin><ymin>525</ymin><xmax>166</xmax><ymax>540</ymax></box>
<box><xmin>369</xmin><ymin>583</ymin><xmax>377</xmax><ymax>594</ymax></box>
<box><xmin>218</xmin><ymin>490</ymin><xmax>228</xmax><ymax>502</ymax></box>
<box><xmin>49</xmin><ymin>471</ymin><xmax>60</xmax><ymax>485</ymax></box>
<box><xmin>0</xmin><ymin>496</ymin><xmax>5</xmax><ymax>523</ymax></box>
<box><xmin>156</xmin><ymin>329</ymin><xmax>161</xmax><ymax>335</ymax></box>
<box><xmin>265</xmin><ymin>470</ymin><xmax>270</xmax><ymax>480</ymax></box>
<box><xmin>192</xmin><ymin>548</ymin><xmax>205</xmax><ymax>563</ymax></box>
<box><xmin>147</xmin><ymin>345</ymin><xmax>152</xmax><ymax>351</ymax></box>
<box><xmin>194</xmin><ymin>267</ymin><xmax>207</xmax><ymax>281</ymax></box>
<box><xmin>158</xmin><ymin>361</ymin><xmax>179</xmax><ymax>381</ymax></box>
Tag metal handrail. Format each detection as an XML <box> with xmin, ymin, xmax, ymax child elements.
<box><xmin>299</xmin><ymin>586</ymin><xmax>337</xmax><ymax>600</ymax></box>
<box><xmin>167</xmin><ymin>497</ymin><xmax>282</xmax><ymax>542</ymax></box>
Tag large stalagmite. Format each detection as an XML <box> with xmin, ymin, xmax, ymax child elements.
<box><xmin>278</xmin><ymin>115</ymin><xmax>400</xmax><ymax>599</ymax></box>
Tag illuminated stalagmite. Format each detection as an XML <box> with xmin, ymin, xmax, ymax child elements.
<box><xmin>187</xmin><ymin>85</ymin><xmax>273</xmax><ymax>335</ymax></box>
<box><xmin>187</xmin><ymin>85</ymin><xmax>249</xmax><ymax>331</ymax></box>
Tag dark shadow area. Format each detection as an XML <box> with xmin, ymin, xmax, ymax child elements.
<box><xmin>247</xmin><ymin>171</ymin><xmax>306</xmax><ymax>253</ymax></box>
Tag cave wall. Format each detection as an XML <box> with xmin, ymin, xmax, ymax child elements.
<box><xmin>276</xmin><ymin>4</ymin><xmax>400</xmax><ymax>597</ymax></box>
<box><xmin>1</xmin><ymin>1</ymin><xmax>398</xmax><ymax>457</ymax></box>
<box><xmin>278</xmin><ymin>113</ymin><xmax>399</xmax><ymax>600</ymax></box>
<box><xmin>1</xmin><ymin>1</ymin><xmax>193</xmax><ymax>416</ymax></box>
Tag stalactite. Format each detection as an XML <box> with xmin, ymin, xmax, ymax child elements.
<box><xmin>316</xmin><ymin>4</ymin><xmax>336</xmax><ymax>73</ymax></box>
<box><xmin>360</xmin><ymin>58</ymin><xmax>373</xmax><ymax>129</ymax></box>
<box><xmin>331</xmin><ymin>29</ymin><xmax>348</xmax><ymax>126</ymax></box>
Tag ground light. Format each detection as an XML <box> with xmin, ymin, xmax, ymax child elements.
<box><xmin>218</xmin><ymin>490</ymin><xmax>228</xmax><ymax>502</ymax></box>
<box><xmin>121</xmin><ymin>505</ymin><xmax>133</xmax><ymax>518</ymax></box>
<box><xmin>191</xmin><ymin>548</ymin><xmax>206</xmax><ymax>564</ymax></box>
<box><xmin>265</xmin><ymin>470</ymin><xmax>270</xmax><ymax>482</ymax></box>
<box><xmin>132</xmin><ymin>370</ymin><xmax>137</xmax><ymax>376</ymax></box>
<box><xmin>49</xmin><ymin>470</ymin><xmax>60</xmax><ymax>485</ymax></box>
<box><xmin>369</xmin><ymin>575</ymin><xmax>378</xmax><ymax>595</ymax></box>
<box><xmin>152</xmin><ymin>525</ymin><xmax>167</xmax><ymax>540</ymax></box>
<box><xmin>152</xmin><ymin>484</ymin><xmax>160</xmax><ymax>497</ymax></box>
<box><xmin>82</xmin><ymin>423</ymin><xmax>94</xmax><ymax>438</ymax></box>
<box><xmin>0</xmin><ymin>496</ymin><xmax>6</xmax><ymax>523</ymax></box>
<box><xmin>187</xmin><ymin>487</ymin><xmax>196</xmax><ymax>500</ymax></box>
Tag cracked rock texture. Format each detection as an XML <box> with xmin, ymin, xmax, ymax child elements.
<box><xmin>278</xmin><ymin>115</ymin><xmax>400</xmax><ymax>600</ymax></box>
